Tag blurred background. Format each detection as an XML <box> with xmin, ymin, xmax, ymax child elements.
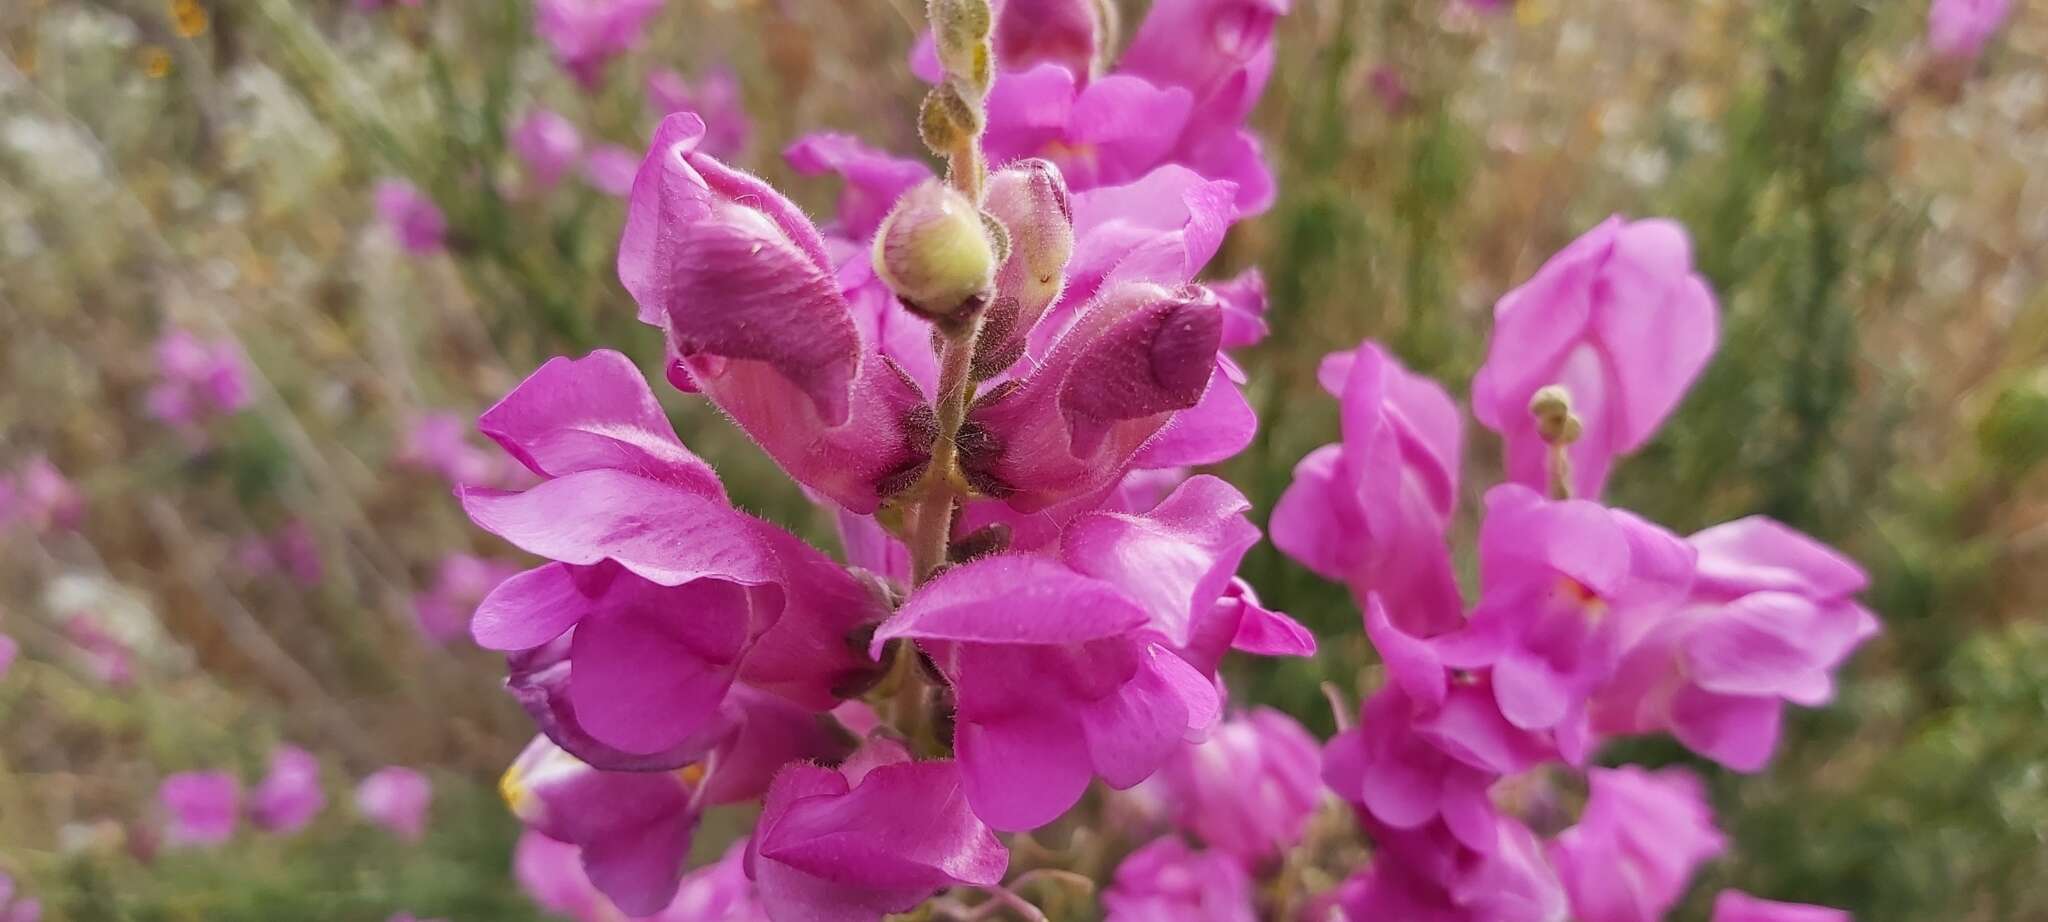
<box><xmin>1</xmin><ymin>0</ymin><xmax>2043</xmax><ymax>919</ymax></box>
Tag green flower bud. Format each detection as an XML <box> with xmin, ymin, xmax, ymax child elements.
<box><xmin>874</xmin><ymin>180</ymin><xmax>997</xmax><ymax>320</ymax></box>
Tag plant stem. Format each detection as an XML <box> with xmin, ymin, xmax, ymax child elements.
<box><xmin>909</xmin><ymin>325</ymin><xmax>979</xmax><ymax>584</ymax></box>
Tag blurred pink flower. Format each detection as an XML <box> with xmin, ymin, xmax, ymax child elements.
<box><xmin>1713</xmin><ymin>891</ymin><xmax>1851</xmax><ymax>922</ymax></box>
<box><xmin>0</xmin><ymin>456</ymin><xmax>83</xmax><ymax>534</ymax></box>
<box><xmin>250</xmin><ymin>744</ymin><xmax>325</xmax><ymax>835</ymax></box>
<box><xmin>1102</xmin><ymin>837</ymin><xmax>1256</xmax><ymax>922</ymax></box>
<box><xmin>355</xmin><ymin>767</ymin><xmax>432</xmax><ymax>842</ymax></box>
<box><xmin>1550</xmin><ymin>766</ymin><xmax>1725</xmax><ymax>922</ymax></box>
<box><xmin>374</xmin><ymin>179</ymin><xmax>447</xmax><ymax>254</ymax></box>
<box><xmin>1927</xmin><ymin>0</ymin><xmax>2010</xmax><ymax>61</ymax></box>
<box><xmin>1143</xmin><ymin>708</ymin><xmax>1323</xmax><ymax>866</ymax></box>
<box><xmin>511</xmin><ymin>109</ymin><xmax>585</xmax><ymax>192</ymax></box>
<box><xmin>400</xmin><ymin>411</ymin><xmax>519</xmax><ymax>487</ymax></box>
<box><xmin>646</xmin><ymin>67</ymin><xmax>749</xmax><ymax>157</ymax></box>
<box><xmin>0</xmin><ymin>633</ymin><xmax>16</xmax><ymax>680</ymax></box>
<box><xmin>412</xmin><ymin>553</ymin><xmax>519</xmax><ymax>645</ymax></box>
<box><xmin>1471</xmin><ymin>216</ymin><xmax>1719</xmax><ymax>501</ymax></box>
<box><xmin>536</xmin><ymin>0</ymin><xmax>664</xmax><ymax>89</ymax></box>
<box><xmin>159</xmin><ymin>771</ymin><xmax>241</xmax><ymax>846</ymax></box>
<box><xmin>147</xmin><ymin>330</ymin><xmax>252</xmax><ymax>445</ymax></box>
<box><xmin>63</xmin><ymin>615</ymin><xmax>133</xmax><ymax>687</ymax></box>
<box><xmin>0</xmin><ymin>873</ymin><xmax>41</xmax><ymax>922</ymax></box>
<box><xmin>580</xmin><ymin>144</ymin><xmax>638</xmax><ymax>197</ymax></box>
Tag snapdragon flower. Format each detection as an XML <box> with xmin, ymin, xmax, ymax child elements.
<box><xmin>250</xmin><ymin>744</ymin><xmax>325</xmax><ymax>835</ymax></box>
<box><xmin>355</xmin><ymin>767</ymin><xmax>432</xmax><ymax>842</ymax></box>
<box><xmin>159</xmin><ymin>771</ymin><xmax>240</xmax><ymax>846</ymax></box>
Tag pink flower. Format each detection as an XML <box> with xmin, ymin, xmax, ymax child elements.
<box><xmin>992</xmin><ymin>0</ymin><xmax>1106</xmax><ymax>78</ymax></box>
<box><xmin>618</xmin><ymin>114</ymin><xmax>935</xmax><ymax>514</ymax></box>
<box><xmin>1271</xmin><ymin>341</ymin><xmax>1466</xmax><ymax>636</ymax></box>
<box><xmin>1315</xmin><ymin>815</ymin><xmax>1565</xmax><ymax>922</ymax></box>
<box><xmin>516</xmin><ymin>829</ymin><xmax>765</xmax><ymax>922</ymax></box>
<box><xmin>503</xmin><ymin>737</ymin><xmax>699</xmax><ymax>915</ymax></box>
<box><xmin>1712</xmin><ymin>891</ymin><xmax>1851</xmax><ymax>922</ymax></box>
<box><xmin>1549</xmin><ymin>766</ymin><xmax>1725</xmax><ymax>922</ymax></box>
<box><xmin>374</xmin><ymin>179</ymin><xmax>447</xmax><ymax>254</ymax></box>
<box><xmin>580</xmin><ymin>144</ymin><xmax>638</xmax><ymax>198</ymax></box>
<box><xmin>1143</xmin><ymin>708</ymin><xmax>1323</xmax><ymax>865</ymax></box>
<box><xmin>464</xmin><ymin>351</ymin><xmax>889</xmax><ymax>767</ymax></box>
<box><xmin>64</xmin><ymin>615</ymin><xmax>132</xmax><ymax>687</ymax></box>
<box><xmin>535</xmin><ymin>0</ymin><xmax>664</xmax><ymax>88</ymax></box>
<box><xmin>0</xmin><ymin>634</ymin><xmax>16</xmax><ymax>680</ymax></box>
<box><xmin>412</xmin><ymin>553</ymin><xmax>520</xmax><ymax>645</ymax></box>
<box><xmin>0</xmin><ymin>456</ymin><xmax>83</xmax><ymax>534</ymax></box>
<box><xmin>400</xmin><ymin>411</ymin><xmax>517</xmax><ymax>487</ymax></box>
<box><xmin>784</xmin><ymin>133</ymin><xmax>933</xmax><ymax>240</ymax></box>
<box><xmin>146</xmin><ymin>331</ymin><xmax>251</xmax><ymax>445</ymax></box>
<box><xmin>355</xmin><ymin>767</ymin><xmax>432</xmax><ymax>842</ymax></box>
<box><xmin>749</xmin><ymin>739</ymin><xmax>1007</xmax><ymax>922</ymax></box>
<box><xmin>1471</xmin><ymin>216</ymin><xmax>1719</xmax><ymax>500</ymax></box>
<box><xmin>0</xmin><ymin>874</ymin><xmax>41</xmax><ymax>922</ymax></box>
<box><xmin>646</xmin><ymin>67</ymin><xmax>749</xmax><ymax>157</ymax></box>
<box><xmin>511</xmin><ymin>109</ymin><xmax>585</xmax><ymax>192</ymax></box>
<box><xmin>1102</xmin><ymin>837</ymin><xmax>1256</xmax><ymax>922</ymax></box>
<box><xmin>1927</xmin><ymin>0</ymin><xmax>2010</xmax><ymax>61</ymax></box>
<box><xmin>1592</xmin><ymin>518</ymin><xmax>1879</xmax><ymax>772</ymax></box>
<box><xmin>250</xmin><ymin>744</ymin><xmax>325</xmax><ymax>834</ymax></box>
<box><xmin>159</xmin><ymin>771</ymin><xmax>240</xmax><ymax>846</ymax></box>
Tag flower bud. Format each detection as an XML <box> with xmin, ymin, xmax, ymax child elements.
<box><xmin>918</xmin><ymin>82</ymin><xmax>984</xmax><ymax>157</ymax></box>
<box><xmin>872</xmin><ymin>180</ymin><xmax>997</xmax><ymax>320</ymax></box>
<box><xmin>974</xmin><ymin>159</ymin><xmax>1075</xmax><ymax>380</ymax></box>
<box><xmin>928</xmin><ymin>0</ymin><xmax>994</xmax><ymax>91</ymax></box>
<box><xmin>1530</xmin><ymin>384</ymin><xmax>1582</xmax><ymax>445</ymax></box>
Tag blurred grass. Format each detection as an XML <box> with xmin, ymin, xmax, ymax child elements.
<box><xmin>1</xmin><ymin>0</ymin><xmax>2045</xmax><ymax>920</ymax></box>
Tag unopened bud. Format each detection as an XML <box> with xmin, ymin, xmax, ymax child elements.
<box><xmin>984</xmin><ymin>159</ymin><xmax>1074</xmax><ymax>291</ymax></box>
<box><xmin>919</xmin><ymin>83</ymin><xmax>984</xmax><ymax>159</ymax></box>
<box><xmin>1530</xmin><ymin>385</ymin><xmax>1582</xmax><ymax>446</ymax></box>
<box><xmin>929</xmin><ymin>0</ymin><xmax>994</xmax><ymax>91</ymax></box>
<box><xmin>873</xmin><ymin>180</ymin><xmax>997</xmax><ymax>320</ymax></box>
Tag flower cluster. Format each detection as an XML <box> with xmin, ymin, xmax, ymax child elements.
<box><xmin>0</xmin><ymin>455</ymin><xmax>82</xmax><ymax>536</ymax></box>
<box><xmin>470</xmin><ymin>0</ymin><xmax>1303</xmax><ymax>919</ymax></box>
<box><xmin>1276</xmin><ymin>217</ymin><xmax>1874</xmax><ymax>921</ymax></box>
<box><xmin>156</xmin><ymin>750</ymin><xmax>430</xmax><ymax>847</ymax></box>
<box><xmin>145</xmin><ymin>329</ymin><xmax>252</xmax><ymax>446</ymax></box>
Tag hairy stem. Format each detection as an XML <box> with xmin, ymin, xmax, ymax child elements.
<box><xmin>909</xmin><ymin>325</ymin><xmax>979</xmax><ymax>584</ymax></box>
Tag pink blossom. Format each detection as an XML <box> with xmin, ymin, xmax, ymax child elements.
<box><xmin>749</xmin><ymin>739</ymin><xmax>1007</xmax><ymax>922</ymax></box>
<box><xmin>1712</xmin><ymin>891</ymin><xmax>1852</xmax><ymax>922</ymax></box>
<box><xmin>147</xmin><ymin>331</ymin><xmax>252</xmax><ymax>443</ymax></box>
<box><xmin>1591</xmin><ymin>518</ymin><xmax>1879</xmax><ymax>772</ymax></box>
<box><xmin>0</xmin><ymin>874</ymin><xmax>41</xmax><ymax>922</ymax></box>
<box><xmin>1927</xmin><ymin>0</ymin><xmax>2011</xmax><ymax>61</ymax></box>
<box><xmin>535</xmin><ymin>0</ymin><xmax>664</xmax><ymax>89</ymax></box>
<box><xmin>1143</xmin><ymin>708</ymin><xmax>1323</xmax><ymax>865</ymax></box>
<box><xmin>580</xmin><ymin>144</ymin><xmax>638</xmax><ymax>197</ymax></box>
<box><xmin>413</xmin><ymin>553</ymin><xmax>520</xmax><ymax>645</ymax></box>
<box><xmin>1471</xmin><ymin>216</ymin><xmax>1719</xmax><ymax>500</ymax></box>
<box><xmin>400</xmin><ymin>411</ymin><xmax>517</xmax><ymax>487</ymax></box>
<box><xmin>1102</xmin><ymin>837</ymin><xmax>1256</xmax><ymax>922</ymax></box>
<box><xmin>159</xmin><ymin>771</ymin><xmax>241</xmax><ymax>846</ymax></box>
<box><xmin>0</xmin><ymin>456</ymin><xmax>83</xmax><ymax>534</ymax></box>
<box><xmin>1550</xmin><ymin>766</ymin><xmax>1725</xmax><ymax>922</ymax></box>
<box><xmin>516</xmin><ymin>829</ymin><xmax>765</xmax><ymax>922</ymax></box>
<box><xmin>511</xmin><ymin>109</ymin><xmax>584</xmax><ymax>192</ymax></box>
<box><xmin>503</xmin><ymin>737</ymin><xmax>699</xmax><ymax>915</ymax></box>
<box><xmin>374</xmin><ymin>179</ymin><xmax>447</xmax><ymax>254</ymax></box>
<box><xmin>250</xmin><ymin>744</ymin><xmax>325</xmax><ymax>835</ymax></box>
<box><xmin>619</xmin><ymin>114</ymin><xmax>935</xmax><ymax>514</ymax></box>
<box><xmin>784</xmin><ymin>132</ymin><xmax>933</xmax><ymax>240</ymax></box>
<box><xmin>0</xmin><ymin>634</ymin><xmax>16</xmax><ymax>680</ymax></box>
<box><xmin>63</xmin><ymin>615</ymin><xmax>132</xmax><ymax>687</ymax></box>
<box><xmin>1271</xmin><ymin>341</ymin><xmax>1466</xmax><ymax>636</ymax></box>
<box><xmin>355</xmin><ymin>766</ymin><xmax>432</xmax><ymax>842</ymax></box>
<box><xmin>646</xmin><ymin>67</ymin><xmax>749</xmax><ymax>157</ymax></box>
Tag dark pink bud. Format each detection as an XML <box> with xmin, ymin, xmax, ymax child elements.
<box><xmin>1059</xmin><ymin>286</ymin><xmax>1223</xmax><ymax>454</ymax></box>
<box><xmin>975</xmin><ymin>159</ymin><xmax>1075</xmax><ymax>380</ymax></box>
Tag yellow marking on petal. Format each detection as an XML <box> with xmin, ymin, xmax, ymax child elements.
<box><xmin>499</xmin><ymin>764</ymin><xmax>531</xmax><ymax>815</ymax></box>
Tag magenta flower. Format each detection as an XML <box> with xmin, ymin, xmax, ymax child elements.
<box><xmin>1712</xmin><ymin>891</ymin><xmax>1851</xmax><ymax>922</ymax></box>
<box><xmin>159</xmin><ymin>771</ymin><xmax>241</xmax><ymax>846</ymax></box>
<box><xmin>784</xmin><ymin>133</ymin><xmax>933</xmax><ymax>240</ymax></box>
<box><xmin>658</xmin><ymin>838</ymin><xmax>764</xmax><ymax>921</ymax></box>
<box><xmin>1142</xmin><ymin>708</ymin><xmax>1323</xmax><ymax>865</ymax></box>
<box><xmin>1549</xmin><ymin>766</ymin><xmax>1725</xmax><ymax>922</ymax></box>
<box><xmin>1271</xmin><ymin>341</ymin><xmax>1466</xmax><ymax>636</ymax></box>
<box><xmin>147</xmin><ymin>330</ymin><xmax>251</xmax><ymax>445</ymax></box>
<box><xmin>63</xmin><ymin>615</ymin><xmax>133</xmax><ymax>687</ymax></box>
<box><xmin>374</xmin><ymin>179</ymin><xmax>447</xmax><ymax>255</ymax></box>
<box><xmin>503</xmin><ymin>737</ymin><xmax>700</xmax><ymax>915</ymax></box>
<box><xmin>400</xmin><ymin>411</ymin><xmax>517</xmax><ymax>487</ymax></box>
<box><xmin>511</xmin><ymin>109</ymin><xmax>585</xmax><ymax>192</ymax></box>
<box><xmin>0</xmin><ymin>633</ymin><xmax>16</xmax><ymax>680</ymax></box>
<box><xmin>1447</xmin><ymin>484</ymin><xmax>1695</xmax><ymax>763</ymax></box>
<box><xmin>1592</xmin><ymin>517</ymin><xmax>1879</xmax><ymax>771</ymax></box>
<box><xmin>0</xmin><ymin>456</ymin><xmax>83</xmax><ymax>534</ymax></box>
<box><xmin>647</xmin><ymin>67</ymin><xmax>749</xmax><ymax>157</ymax></box>
<box><xmin>535</xmin><ymin>0</ymin><xmax>664</xmax><ymax>89</ymax></box>
<box><xmin>464</xmin><ymin>350</ymin><xmax>888</xmax><ymax>765</ymax></box>
<box><xmin>1927</xmin><ymin>0</ymin><xmax>2011</xmax><ymax>61</ymax></box>
<box><xmin>1102</xmin><ymin>837</ymin><xmax>1256</xmax><ymax>922</ymax></box>
<box><xmin>619</xmin><ymin>113</ymin><xmax>936</xmax><ymax>514</ymax></box>
<box><xmin>355</xmin><ymin>767</ymin><xmax>432</xmax><ymax>842</ymax></box>
<box><xmin>0</xmin><ymin>874</ymin><xmax>41</xmax><ymax>922</ymax></box>
<box><xmin>1470</xmin><ymin>216</ymin><xmax>1719</xmax><ymax>500</ymax></box>
<box><xmin>749</xmin><ymin>739</ymin><xmax>1007</xmax><ymax>922</ymax></box>
<box><xmin>250</xmin><ymin>744</ymin><xmax>325</xmax><ymax>835</ymax></box>
<box><xmin>412</xmin><ymin>553</ymin><xmax>520</xmax><ymax>645</ymax></box>
<box><xmin>581</xmin><ymin>144</ymin><xmax>638</xmax><ymax>198</ymax></box>
<box><xmin>992</xmin><ymin>0</ymin><xmax>1106</xmax><ymax>77</ymax></box>
<box><xmin>517</xmin><ymin>828</ymin><xmax>765</xmax><ymax>922</ymax></box>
